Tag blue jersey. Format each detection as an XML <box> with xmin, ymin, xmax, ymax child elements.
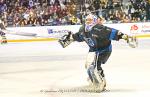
<box><xmin>72</xmin><ymin>24</ymin><xmax>119</xmax><ymax>53</ymax></box>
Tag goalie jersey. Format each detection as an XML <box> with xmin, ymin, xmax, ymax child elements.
<box><xmin>72</xmin><ymin>24</ymin><xmax>121</xmax><ymax>52</ymax></box>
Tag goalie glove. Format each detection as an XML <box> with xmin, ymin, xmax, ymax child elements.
<box><xmin>122</xmin><ymin>34</ymin><xmax>138</xmax><ymax>48</ymax></box>
<box><xmin>58</xmin><ymin>31</ymin><xmax>74</xmax><ymax>48</ymax></box>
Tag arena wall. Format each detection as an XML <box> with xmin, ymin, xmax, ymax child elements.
<box><xmin>5</xmin><ymin>23</ymin><xmax>150</xmax><ymax>42</ymax></box>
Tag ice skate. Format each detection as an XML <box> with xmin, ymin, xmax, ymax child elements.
<box><xmin>85</xmin><ymin>75</ymin><xmax>103</xmax><ymax>92</ymax></box>
<box><xmin>96</xmin><ymin>70</ymin><xmax>107</xmax><ymax>91</ymax></box>
<box><xmin>99</xmin><ymin>77</ymin><xmax>106</xmax><ymax>91</ymax></box>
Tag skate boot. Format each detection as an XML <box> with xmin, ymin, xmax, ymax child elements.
<box><xmin>97</xmin><ymin>70</ymin><xmax>106</xmax><ymax>91</ymax></box>
<box><xmin>99</xmin><ymin>77</ymin><xmax>106</xmax><ymax>91</ymax></box>
<box><xmin>86</xmin><ymin>76</ymin><xmax>101</xmax><ymax>92</ymax></box>
<box><xmin>87</xmin><ymin>73</ymin><xmax>99</xmax><ymax>86</ymax></box>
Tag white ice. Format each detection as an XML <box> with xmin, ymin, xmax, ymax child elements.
<box><xmin>0</xmin><ymin>39</ymin><xmax>150</xmax><ymax>97</ymax></box>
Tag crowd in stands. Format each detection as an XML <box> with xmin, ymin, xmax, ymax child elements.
<box><xmin>0</xmin><ymin>0</ymin><xmax>150</xmax><ymax>27</ymax></box>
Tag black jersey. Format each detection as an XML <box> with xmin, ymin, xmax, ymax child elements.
<box><xmin>72</xmin><ymin>24</ymin><xmax>119</xmax><ymax>52</ymax></box>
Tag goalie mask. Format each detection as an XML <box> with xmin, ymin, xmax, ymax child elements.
<box><xmin>85</xmin><ymin>14</ymin><xmax>98</xmax><ymax>31</ymax></box>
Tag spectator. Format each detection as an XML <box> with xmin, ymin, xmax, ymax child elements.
<box><xmin>0</xmin><ymin>0</ymin><xmax>149</xmax><ymax>27</ymax></box>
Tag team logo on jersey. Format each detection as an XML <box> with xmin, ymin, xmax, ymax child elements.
<box><xmin>84</xmin><ymin>37</ymin><xmax>95</xmax><ymax>47</ymax></box>
<box><xmin>92</xmin><ymin>34</ymin><xmax>98</xmax><ymax>38</ymax></box>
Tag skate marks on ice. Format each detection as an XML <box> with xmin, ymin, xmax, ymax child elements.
<box><xmin>40</xmin><ymin>83</ymin><xmax>138</xmax><ymax>94</ymax></box>
<box><xmin>40</xmin><ymin>87</ymin><xmax>136</xmax><ymax>94</ymax></box>
<box><xmin>40</xmin><ymin>87</ymin><xmax>139</xmax><ymax>97</ymax></box>
<box><xmin>40</xmin><ymin>85</ymin><xmax>110</xmax><ymax>93</ymax></box>
<box><xmin>40</xmin><ymin>73</ymin><xmax>110</xmax><ymax>93</ymax></box>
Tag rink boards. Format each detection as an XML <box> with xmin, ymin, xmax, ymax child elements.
<box><xmin>5</xmin><ymin>23</ymin><xmax>150</xmax><ymax>42</ymax></box>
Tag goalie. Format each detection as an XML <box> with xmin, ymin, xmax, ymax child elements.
<box><xmin>59</xmin><ymin>14</ymin><xmax>137</xmax><ymax>91</ymax></box>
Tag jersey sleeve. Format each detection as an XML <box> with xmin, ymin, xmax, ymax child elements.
<box><xmin>100</xmin><ymin>25</ymin><xmax>121</xmax><ymax>41</ymax></box>
<box><xmin>72</xmin><ymin>26</ymin><xmax>84</xmax><ymax>42</ymax></box>
<box><xmin>108</xmin><ymin>28</ymin><xmax>120</xmax><ymax>40</ymax></box>
<box><xmin>108</xmin><ymin>27</ymin><xmax>128</xmax><ymax>41</ymax></box>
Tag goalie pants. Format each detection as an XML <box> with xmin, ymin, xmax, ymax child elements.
<box><xmin>86</xmin><ymin>51</ymin><xmax>111</xmax><ymax>83</ymax></box>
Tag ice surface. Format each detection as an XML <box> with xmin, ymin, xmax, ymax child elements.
<box><xmin>0</xmin><ymin>39</ymin><xmax>150</xmax><ymax>97</ymax></box>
